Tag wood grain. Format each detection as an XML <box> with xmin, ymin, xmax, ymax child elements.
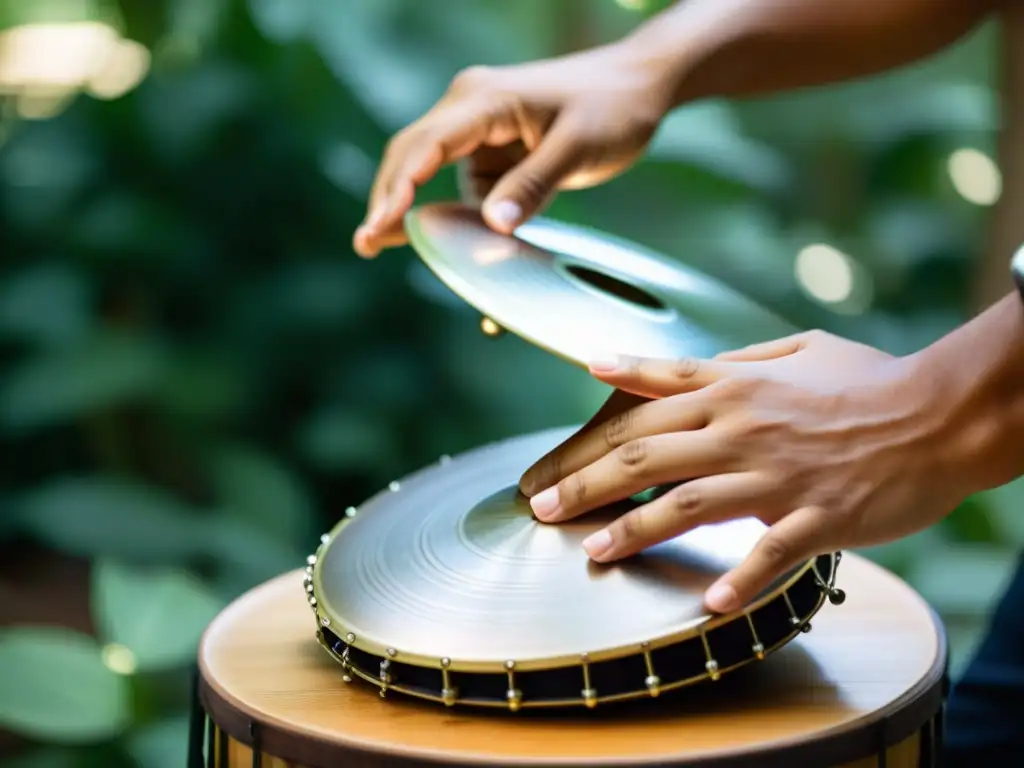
<box><xmin>198</xmin><ymin>552</ymin><xmax>945</xmax><ymax>767</ymax></box>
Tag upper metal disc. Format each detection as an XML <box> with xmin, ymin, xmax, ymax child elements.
<box><xmin>315</xmin><ymin>427</ymin><xmax>791</xmax><ymax>668</ymax></box>
<box><xmin>405</xmin><ymin>203</ymin><xmax>797</xmax><ymax>366</ymax></box>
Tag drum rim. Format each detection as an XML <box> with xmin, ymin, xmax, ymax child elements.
<box><xmin>308</xmin><ymin>512</ymin><xmax>836</xmax><ymax>674</ymax></box>
<box><xmin>311</xmin><ymin>553</ymin><xmax>836</xmax><ymax>710</ymax></box>
<box><xmin>196</xmin><ymin>562</ymin><xmax>949</xmax><ymax>768</ymax></box>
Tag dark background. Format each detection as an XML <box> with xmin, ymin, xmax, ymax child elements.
<box><xmin>0</xmin><ymin>1</ymin><xmax>1020</xmax><ymax>766</ymax></box>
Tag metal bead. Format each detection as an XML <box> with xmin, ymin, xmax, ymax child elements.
<box><xmin>439</xmin><ymin>455</ymin><xmax>452</xmax><ymax>465</ymax></box>
<box><xmin>321</xmin><ymin>616</ymin><xmax>330</xmax><ymax>627</ymax></box>
<box><xmin>801</xmin><ymin>622</ymin><xmax>812</xmax><ymax>633</ymax></box>
<box><xmin>440</xmin><ymin>657</ymin><xmax>451</xmax><ymax>668</ymax></box>
<box><xmin>828</xmin><ymin>588</ymin><xmax>847</xmax><ymax>606</ymax></box>
<box><xmin>582</xmin><ymin>688</ymin><xmax>598</xmax><ymax>709</ymax></box>
<box><xmin>342</xmin><ymin>674</ymin><xmax>352</xmax><ymax>683</ymax></box>
<box><xmin>344</xmin><ymin>506</ymin><xmax>357</xmax><ymax>518</ymax></box>
<box><xmin>645</xmin><ymin>675</ymin><xmax>661</xmax><ymax>697</ymax></box>
<box><xmin>705</xmin><ymin>660</ymin><xmax>720</xmax><ymax>681</ymax></box>
<box><xmin>506</xmin><ymin>689</ymin><xmax>523</xmax><ymax>711</ymax></box>
<box><xmin>752</xmin><ymin>642</ymin><xmax>765</xmax><ymax>660</ymax></box>
<box><xmin>504</xmin><ymin>660</ymin><xmax>515</xmax><ymax>670</ymax></box>
<box><xmin>388</xmin><ymin>481</ymin><xmax>401</xmax><ymax>492</ymax></box>
<box><xmin>442</xmin><ymin>688</ymin><xmax>457</xmax><ymax>707</ymax></box>
<box><xmin>305</xmin><ymin>565</ymin><xmax>313</xmax><ymax>575</ymax></box>
<box><xmin>386</xmin><ymin>648</ymin><xmax>397</xmax><ymax>658</ymax></box>
<box><xmin>306</xmin><ymin>554</ymin><xmax>317</xmax><ymax>566</ymax></box>
<box><xmin>320</xmin><ymin>533</ymin><xmax>330</xmax><ymax>545</ymax></box>
<box><xmin>308</xmin><ymin>596</ymin><xmax>317</xmax><ymax>607</ymax></box>
<box><xmin>345</xmin><ymin>632</ymin><xmax>355</xmax><ymax>644</ymax></box>
<box><xmin>305</xmin><ymin>582</ymin><xmax>314</xmax><ymax>594</ymax></box>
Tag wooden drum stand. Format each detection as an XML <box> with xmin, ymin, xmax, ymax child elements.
<box><xmin>192</xmin><ymin>551</ymin><xmax>947</xmax><ymax>768</ymax></box>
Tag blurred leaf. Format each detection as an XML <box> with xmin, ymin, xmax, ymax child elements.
<box><xmin>0</xmin><ymin>263</ymin><xmax>93</xmax><ymax>348</ymax></box>
<box><xmin>648</xmin><ymin>102</ymin><xmax>791</xmax><ymax>194</ymax></box>
<box><xmin>0</xmin><ymin>747</ymin><xmax>84</xmax><ymax>768</ymax></box>
<box><xmin>297</xmin><ymin>406</ymin><xmax>398</xmax><ymax>474</ymax></box>
<box><xmin>125</xmin><ymin>715</ymin><xmax>190</xmax><ymax>768</ymax></box>
<box><xmin>92</xmin><ymin>560</ymin><xmax>224</xmax><ymax>672</ymax></box>
<box><xmin>941</xmin><ymin>495</ymin><xmax>1001</xmax><ymax>545</ymax></box>
<box><xmin>204</xmin><ymin>517</ymin><xmax>305</xmax><ymax>592</ymax></box>
<box><xmin>905</xmin><ymin>543</ymin><xmax>1017</xmax><ymax>617</ymax></box>
<box><xmin>136</xmin><ymin>63</ymin><xmax>258</xmax><ymax>163</ymax></box>
<box><xmin>978</xmin><ymin>476</ymin><xmax>1024</xmax><ymax>546</ymax></box>
<box><xmin>208</xmin><ymin>445</ymin><xmax>314</xmax><ymax>545</ymax></box>
<box><xmin>0</xmin><ymin>627</ymin><xmax>132</xmax><ymax>743</ymax></box>
<box><xmin>15</xmin><ymin>478</ymin><xmax>205</xmax><ymax>560</ymax></box>
<box><xmin>0</xmin><ymin>335</ymin><xmax>167</xmax><ymax>435</ymax></box>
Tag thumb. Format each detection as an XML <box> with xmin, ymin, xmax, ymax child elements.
<box><xmin>703</xmin><ymin>506</ymin><xmax>826</xmax><ymax>614</ymax></box>
<box><xmin>481</xmin><ymin>115</ymin><xmax>583</xmax><ymax>234</ymax></box>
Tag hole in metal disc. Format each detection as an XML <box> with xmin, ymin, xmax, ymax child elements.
<box><xmin>563</xmin><ymin>265</ymin><xmax>666</xmax><ymax>312</ymax></box>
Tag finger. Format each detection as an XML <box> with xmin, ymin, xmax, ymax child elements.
<box><xmin>519</xmin><ymin>392</ymin><xmax>706</xmax><ymax>496</ymax></box>
<box><xmin>481</xmin><ymin>114</ymin><xmax>585</xmax><ymax>234</ymax></box>
<box><xmin>713</xmin><ymin>334</ymin><xmax>809</xmax><ymax>362</ymax></box>
<box><xmin>581</xmin><ymin>472</ymin><xmax>773</xmax><ymax>562</ymax></box>
<box><xmin>530</xmin><ymin>430</ymin><xmax>733</xmax><ymax>523</ymax></box>
<box><xmin>457</xmin><ymin>143</ymin><xmax>529</xmax><ymax>205</ymax></box>
<box><xmin>703</xmin><ymin>506</ymin><xmax>826</xmax><ymax>614</ymax></box>
<box><xmin>357</xmin><ymin>106</ymin><xmax>497</xmax><ymax>257</ymax></box>
<box><xmin>587</xmin><ymin>354</ymin><xmax>730</xmax><ymax>399</ymax></box>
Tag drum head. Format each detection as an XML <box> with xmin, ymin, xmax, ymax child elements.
<box><xmin>404</xmin><ymin>203</ymin><xmax>797</xmax><ymax>367</ymax></box>
<box><xmin>314</xmin><ymin>428</ymin><xmax>800</xmax><ymax>669</ymax></box>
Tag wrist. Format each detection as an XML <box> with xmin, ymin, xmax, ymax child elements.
<box><xmin>908</xmin><ymin>293</ymin><xmax>1024</xmax><ymax>497</ymax></box>
<box><xmin>615</xmin><ymin>3</ymin><xmax>746</xmax><ymax>111</ymax></box>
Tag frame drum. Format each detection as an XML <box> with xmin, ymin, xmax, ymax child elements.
<box><xmin>193</xmin><ymin>551</ymin><xmax>946</xmax><ymax>767</ymax></box>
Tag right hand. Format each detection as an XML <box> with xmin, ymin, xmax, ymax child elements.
<box><xmin>353</xmin><ymin>43</ymin><xmax>672</xmax><ymax>258</ymax></box>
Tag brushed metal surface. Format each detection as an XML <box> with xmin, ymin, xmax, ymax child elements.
<box><xmin>405</xmin><ymin>203</ymin><xmax>797</xmax><ymax>366</ymax></box>
<box><xmin>317</xmin><ymin>427</ymin><xmax>786</xmax><ymax>665</ymax></box>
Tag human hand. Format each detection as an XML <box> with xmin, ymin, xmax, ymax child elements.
<box><xmin>518</xmin><ymin>331</ymin><xmax>971</xmax><ymax>614</ymax></box>
<box><xmin>353</xmin><ymin>43</ymin><xmax>672</xmax><ymax>258</ymax></box>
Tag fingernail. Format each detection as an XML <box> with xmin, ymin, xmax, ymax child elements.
<box><xmin>589</xmin><ymin>355</ymin><xmax>619</xmax><ymax>373</ymax></box>
<box><xmin>485</xmin><ymin>200</ymin><xmax>522</xmax><ymax>230</ymax></box>
<box><xmin>530</xmin><ymin>486</ymin><xmax>560</xmax><ymax>519</ymax></box>
<box><xmin>582</xmin><ymin>529</ymin><xmax>613</xmax><ymax>560</ymax></box>
<box><xmin>704</xmin><ymin>582</ymin><xmax>739</xmax><ymax>613</ymax></box>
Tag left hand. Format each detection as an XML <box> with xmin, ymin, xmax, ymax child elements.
<box><xmin>518</xmin><ymin>331</ymin><xmax>968</xmax><ymax>614</ymax></box>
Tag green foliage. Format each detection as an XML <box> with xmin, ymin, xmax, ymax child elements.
<box><xmin>0</xmin><ymin>628</ymin><xmax>132</xmax><ymax>743</ymax></box>
<box><xmin>92</xmin><ymin>560</ymin><xmax>225</xmax><ymax>672</ymax></box>
<box><xmin>0</xmin><ymin>0</ymin><xmax>1013</xmax><ymax>765</ymax></box>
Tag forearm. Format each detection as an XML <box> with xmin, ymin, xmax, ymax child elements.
<box><xmin>621</xmin><ymin>0</ymin><xmax>1003</xmax><ymax>107</ymax></box>
<box><xmin>913</xmin><ymin>293</ymin><xmax>1024</xmax><ymax>496</ymax></box>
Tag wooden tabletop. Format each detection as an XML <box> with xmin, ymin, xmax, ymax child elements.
<box><xmin>198</xmin><ymin>553</ymin><xmax>945</xmax><ymax>767</ymax></box>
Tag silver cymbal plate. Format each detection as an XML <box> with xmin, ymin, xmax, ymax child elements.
<box><xmin>316</xmin><ymin>427</ymin><xmax>785</xmax><ymax>666</ymax></box>
<box><xmin>405</xmin><ymin>203</ymin><xmax>797</xmax><ymax>366</ymax></box>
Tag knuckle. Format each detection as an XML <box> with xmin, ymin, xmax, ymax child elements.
<box><xmin>531</xmin><ymin>450</ymin><xmax>563</xmax><ymax>490</ymax></box>
<box><xmin>669</xmin><ymin>486</ymin><xmax>702</xmax><ymax>516</ymax></box>
<box><xmin>616</xmin><ymin>438</ymin><xmax>650</xmax><ymax>474</ymax></box>
<box><xmin>513</xmin><ymin>169</ymin><xmax>551</xmax><ymax>205</ymax></box>
<box><xmin>617</xmin><ymin>508</ymin><xmax>646</xmax><ymax>543</ymax></box>
<box><xmin>670</xmin><ymin>357</ymin><xmax>700</xmax><ymax>380</ymax></box>
<box><xmin>449</xmin><ymin>65</ymin><xmax>494</xmax><ymax>93</ymax></box>
<box><xmin>603</xmin><ymin>410</ymin><xmax>634</xmax><ymax>449</ymax></box>
<box><xmin>711</xmin><ymin>376</ymin><xmax>757</xmax><ymax>401</ymax></box>
<box><xmin>562</xmin><ymin>471</ymin><xmax>587</xmax><ymax>506</ymax></box>
<box><xmin>757</xmin><ymin>533</ymin><xmax>793</xmax><ymax>569</ymax></box>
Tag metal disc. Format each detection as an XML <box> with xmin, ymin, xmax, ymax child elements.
<box><xmin>316</xmin><ymin>427</ymin><xmax>789</xmax><ymax>667</ymax></box>
<box><xmin>405</xmin><ymin>203</ymin><xmax>797</xmax><ymax>366</ymax></box>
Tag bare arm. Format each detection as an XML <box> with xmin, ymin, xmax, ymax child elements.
<box><xmin>626</xmin><ymin>0</ymin><xmax>1005</xmax><ymax>108</ymax></box>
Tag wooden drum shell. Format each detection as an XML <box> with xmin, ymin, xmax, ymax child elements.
<box><xmin>194</xmin><ymin>552</ymin><xmax>946</xmax><ymax>768</ymax></box>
